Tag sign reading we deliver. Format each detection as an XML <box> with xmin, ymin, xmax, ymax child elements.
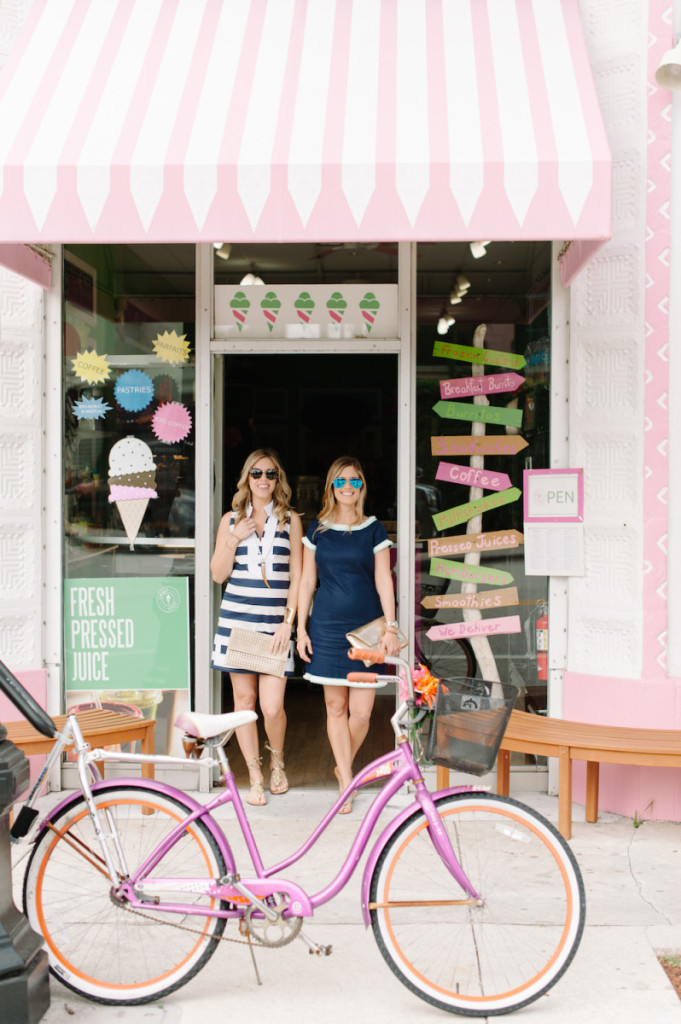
<box><xmin>64</xmin><ymin>577</ymin><xmax>190</xmax><ymax>691</ymax></box>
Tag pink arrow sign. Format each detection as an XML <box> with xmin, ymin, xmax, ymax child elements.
<box><xmin>440</xmin><ymin>372</ymin><xmax>524</xmax><ymax>400</ymax></box>
<box><xmin>436</xmin><ymin>461</ymin><xmax>512</xmax><ymax>491</ymax></box>
<box><xmin>426</xmin><ymin>616</ymin><xmax>521</xmax><ymax>641</ymax></box>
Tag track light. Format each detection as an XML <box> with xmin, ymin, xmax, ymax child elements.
<box><xmin>240</xmin><ymin>271</ymin><xmax>264</xmax><ymax>286</ymax></box>
<box><xmin>656</xmin><ymin>39</ymin><xmax>681</xmax><ymax>90</ymax></box>
<box><xmin>213</xmin><ymin>243</ymin><xmax>232</xmax><ymax>260</ymax></box>
<box><xmin>470</xmin><ymin>241</ymin><xmax>491</xmax><ymax>259</ymax></box>
<box><xmin>437</xmin><ymin>314</ymin><xmax>455</xmax><ymax>335</ymax></box>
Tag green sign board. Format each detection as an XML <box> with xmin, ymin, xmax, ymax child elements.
<box><xmin>432</xmin><ymin>400</ymin><xmax>523</xmax><ymax>428</ymax></box>
<box><xmin>64</xmin><ymin>577</ymin><xmax>190</xmax><ymax>691</ymax></box>
<box><xmin>432</xmin><ymin>340</ymin><xmax>526</xmax><ymax>369</ymax></box>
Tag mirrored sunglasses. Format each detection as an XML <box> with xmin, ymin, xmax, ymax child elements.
<box><xmin>333</xmin><ymin>477</ymin><xmax>363</xmax><ymax>489</ymax></box>
<box><xmin>249</xmin><ymin>468</ymin><xmax>278</xmax><ymax>480</ymax></box>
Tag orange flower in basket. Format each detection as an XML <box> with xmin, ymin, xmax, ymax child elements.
<box><xmin>412</xmin><ymin>663</ymin><xmax>445</xmax><ymax>707</ymax></box>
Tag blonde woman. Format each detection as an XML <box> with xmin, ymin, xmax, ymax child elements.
<box><xmin>211</xmin><ymin>448</ymin><xmax>302</xmax><ymax>805</ymax></box>
<box><xmin>296</xmin><ymin>456</ymin><xmax>401</xmax><ymax>812</ymax></box>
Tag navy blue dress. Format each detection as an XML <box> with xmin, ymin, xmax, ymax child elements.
<box><xmin>302</xmin><ymin>517</ymin><xmax>391</xmax><ymax>687</ymax></box>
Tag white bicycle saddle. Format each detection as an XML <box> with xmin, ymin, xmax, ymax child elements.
<box><xmin>175</xmin><ymin>709</ymin><xmax>257</xmax><ymax>740</ymax></box>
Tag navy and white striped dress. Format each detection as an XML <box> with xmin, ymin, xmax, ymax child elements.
<box><xmin>211</xmin><ymin>509</ymin><xmax>293</xmax><ymax>675</ymax></box>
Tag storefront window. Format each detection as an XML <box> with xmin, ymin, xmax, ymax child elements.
<box><xmin>62</xmin><ymin>244</ymin><xmax>196</xmax><ymax>734</ymax></box>
<box><xmin>415</xmin><ymin>242</ymin><xmax>550</xmax><ymax>714</ymax></box>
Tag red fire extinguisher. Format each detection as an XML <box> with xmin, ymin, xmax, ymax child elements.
<box><xmin>536</xmin><ymin>611</ymin><xmax>548</xmax><ymax>681</ymax></box>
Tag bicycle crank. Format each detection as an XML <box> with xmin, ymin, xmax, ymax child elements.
<box><xmin>243</xmin><ymin>891</ymin><xmax>303</xmax><ymax>947</ymax></box>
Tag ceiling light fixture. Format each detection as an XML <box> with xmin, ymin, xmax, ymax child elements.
<box><xmin>213</xmin><ymin>243</ymin><xmax>232</xmax><ymax>260</ymax></box>
<box><xmin>656</xmin><ymin>37</ymin><xmax>681</xmax><ymax>90</ymax></box>
<box><xmin>436</xmin><ymin>314</ymin><xmax>455</xmax><ymax>335</ymax></box>
<box><xmin>240</xmin><ymin>270</ymin><xmax>264</xmax><ymax>286</ymax></box>
<box><xmin>470</xmin><ymin>241</ymin><xmax>491</xmax><ymax>259</ymax></box>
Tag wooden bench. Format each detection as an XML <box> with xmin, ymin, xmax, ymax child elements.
<box><xmin>4</xmin><ymin>708</ymin><xmax>156</xmax><ymax>781</ymax></box>
<box><xmin>435</xmin><ymin>709</ymin><xmax>681</xmax><ymax>840</ymax></box>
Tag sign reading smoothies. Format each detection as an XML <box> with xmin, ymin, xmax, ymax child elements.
<box><xmin>64</xmin><ymin>577</ymin><xmax>190</xmax><ymax>691</ymax></box>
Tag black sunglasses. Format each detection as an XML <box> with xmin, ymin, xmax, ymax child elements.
<box><xmin>249</xmin><ymin>468</ymin><xmax>278</xmax><ymax>480</ymax></box>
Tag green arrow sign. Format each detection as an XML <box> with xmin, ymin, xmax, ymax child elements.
<box><xmin>433</xmin><ymin>400</ymin><xmax>523</xmax><ymax>428</ymax></box>
<box><xmin>432</xmin><ymin>488</ymin><xmax>522</xmax><ymax>531</ymax></box>
<box><xmin>433</xmin><ymin>340</ymin><xmax>526</xmax><ymax>370</ymax></box>
<box><xmin>429</xmin><ymin>557</ymin><xmax>513</xmax><ymax>586</ymax></box>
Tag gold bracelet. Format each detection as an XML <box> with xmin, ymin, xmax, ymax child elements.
<box><xmin>284</xmin><ymin>606</ymin><xmax>295</xmax><ymax>625</ymax></box>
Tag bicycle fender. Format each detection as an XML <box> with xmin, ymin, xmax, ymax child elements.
<box><xmin>360</xmin><ymin>786</ymin><xmax>482</xmax><ymax>927</ymax></box>
<box><xmin>33</xmin><ymin>779</ymin><xmax>237</xmax><ymax>874</ymax></box>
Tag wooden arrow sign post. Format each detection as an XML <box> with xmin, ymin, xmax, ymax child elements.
<box><xmin>431</xmin><ymin>324</ymin><xmax>525</xmax><ymax>680</ymax></box>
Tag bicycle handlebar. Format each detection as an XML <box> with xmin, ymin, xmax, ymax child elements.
<box><xmin>347</xmin><ymin>647</ymin><xmax>385</xmax><ymax>665</ymax></box>
<box><xmin>347</xmin><ymin>672</ymin><xmax>380</xmax><ymax>684</ymax></box>
<box><xmin>0</xmin><ymin>660</ymin><xmax>57</xmax><ymax>738</ymax></box>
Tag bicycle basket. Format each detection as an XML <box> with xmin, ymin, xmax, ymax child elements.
<box><xmin>425</xmin><ymin>677</ymin><xmax>519</xmax><ymax>776</ymax></box>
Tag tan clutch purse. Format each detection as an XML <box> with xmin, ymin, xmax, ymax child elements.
<box><xmin>346</xmin><ymin>616</ymin><xmax>409</xmax><ymax>666</ymax></box>
<box><xmin>226</xmin><ymin>627</ymin><xmax>288</xmax><ymax>677</ymax></box>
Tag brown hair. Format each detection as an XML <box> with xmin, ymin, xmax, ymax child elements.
<box><xmin>232</xmin><ymin>448</ymin><xmax>292</xmax><ymax>529</ymax></box>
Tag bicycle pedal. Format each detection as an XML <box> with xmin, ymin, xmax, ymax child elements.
<box><xmin>308</xmin><ymin>944</ymin><xmax>332</xmax><ymax>956</ymax></box>
<box><xmin>298</xmin><ymin>930</ymin><xmax>332</xmax><ymax>956</ymax></box>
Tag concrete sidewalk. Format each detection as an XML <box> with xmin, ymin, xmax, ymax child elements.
<box><xmin>10</xmin><ymin>785</ymin><xmax>681</xmax><ymax>1023</ymax></box>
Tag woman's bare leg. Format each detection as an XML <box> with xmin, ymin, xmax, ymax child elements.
<box><xmin>348</xmin><ymin>686</ymin><xmax>376</xmax><ymax>762</ymax></box>
<box><xmin>259</xmin><ymin>674</ymin><xmax>288</xmax><ymax>793</ymax></box>
<box><xmin>324</xmin><ymin>685</ymin><xmax>352</xmax><ymax>791</ymax></box>
<box><xmin>230</xmin><ymin>672</ymin><xmax>266</xmax><ymax>804</ymax></box>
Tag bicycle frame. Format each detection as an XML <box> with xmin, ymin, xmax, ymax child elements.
<box><xmin>23</xmin><ymin>710</ymin><xmax>483</xmax><ymax>925</ymax></box>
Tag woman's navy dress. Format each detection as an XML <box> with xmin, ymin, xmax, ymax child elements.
<box><xmin>302</xmin><ymin>517</ymin><xmax>391</xmax><ymax>687</ymax></box>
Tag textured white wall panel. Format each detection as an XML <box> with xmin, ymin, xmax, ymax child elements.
<box><xmin>567</xmin><ymin>0</ymin><xmax>648</xmax><ymax>680</ymax></box>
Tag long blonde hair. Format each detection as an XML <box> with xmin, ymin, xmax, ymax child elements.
<box><xmin>232</xmin><ymin>448</ymin><xmax>292</xmax><ymax>529</ymax></box>
<box><xmin>316</xmin><ymin>456</ymin><xmax>366</xmax><ymax>532</ymax></box>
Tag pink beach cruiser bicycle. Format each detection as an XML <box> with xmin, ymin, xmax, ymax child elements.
<box><xmin>2</xmin><ymin>652</ymin><xmax>585</xmax><ymax>1017</ymax></box>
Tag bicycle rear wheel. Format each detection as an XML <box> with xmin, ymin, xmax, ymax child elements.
<box><xmin>369</xmin><ymin>792</ymin><xmax>585</xmax><ymax>1016</ymax></box>
<box><xmin>23</xmin><ymin>784</ymin><xmax>228</xmax><ymax>1005</ymax></box>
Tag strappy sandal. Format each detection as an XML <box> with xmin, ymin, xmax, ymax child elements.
<box><xmin>266</xmin><ymin>743</ymin><xmax>289</xmax><ymax>795</ymax></box>
<box><xmin>246</xmin><ymin>755</ymin><xmax>267</xmax><ymax>806</ymax></box>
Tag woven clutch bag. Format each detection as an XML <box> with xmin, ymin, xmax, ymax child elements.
<box><xmin>226</xmin><ymin>627</ymin><xmax>287</xmax><ymax>677</ymax></box>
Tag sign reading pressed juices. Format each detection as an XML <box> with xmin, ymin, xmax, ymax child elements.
<box><xmin>64</xmin><ymin>577</ymin><xmax>190</xmax><ymax>691</ymax></box>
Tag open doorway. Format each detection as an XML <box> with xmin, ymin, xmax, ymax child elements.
<box><xmin>214</xmin><ymin>352</ymin><xmax>398</xmax><ymax>788</ymax></box>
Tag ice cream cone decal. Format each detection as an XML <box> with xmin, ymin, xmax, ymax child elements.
<box><xmin>108</xmin><ymin>436</ymin><xmax>158</xmax><ymax>549</ymax></box>
<box><xmin>360</xmin><ymin>292</ymin><xmax>380</xmax><ymax>333</ymax></box>
<box><xmin>326</xmin><ymin>291</ymin><xmax>347</xmax><ymax>326</ymax></box>
<box><xmin>294</xmin><ymin>291</ymin><xmax>315</xmax><ymax>324</ymax></box>
<box><xmin>230</xmin><ymin>291</ymin><xmax>250</xmax><ymax>332</ymax></box>
<box><xmin>260</xmin><ymin>291</ymin><xmax>281</xmax><ymax>333</ymax></box>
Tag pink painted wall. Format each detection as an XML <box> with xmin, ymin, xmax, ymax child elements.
<box><xmin>0</xmin><ymin>667</ymin><xmax>48</xmax><ymax>791</ymax></box>
<box><xmin>563</xmin><ymin>0</ymin><xmax>677</xmax><ymax>824</ymax></box>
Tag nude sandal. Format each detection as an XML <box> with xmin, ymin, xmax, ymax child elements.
<box><xmin>246</xmin><ymin>756</ymin><xmax>267</xmax><ymax>806</ymax></box>
<box><xmin>266</xmin><ymin>743</ymin><xmax>289</xmax><ymax>795</ymax></box>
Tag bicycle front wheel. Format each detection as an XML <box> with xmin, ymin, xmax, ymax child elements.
<box><xmin>23</xmin><ymin>784</ymin><xmax>228</xmax><ymax>1005</ymax></box>
<box><xmin>369</xmin><ymin>792</ymin><xmax>585</xmax><ymax>1016</ymax></box>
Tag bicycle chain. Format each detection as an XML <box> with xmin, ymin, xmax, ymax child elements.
<box><xmin>119</xmin><ymin>900</ymin><xmax>292</xmax><ymax>948</ymax></box>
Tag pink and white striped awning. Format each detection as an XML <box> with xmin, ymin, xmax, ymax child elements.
<box><xmin>0</xmin><ymin>0</ymin><xmax>610</xmax><ymax>264</ymax></box>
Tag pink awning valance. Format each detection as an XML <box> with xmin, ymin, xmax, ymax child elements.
<box><xmin>0</xmin><ymin>0</ymin><xmax>611</xmax><ymax>277</ymax></box>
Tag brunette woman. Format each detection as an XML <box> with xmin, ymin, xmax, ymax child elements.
<box><xmin>296</xmin><ymin>456</ymin><xmax>401</xmax><ymax>812</ymax></box>
<box><xmin>211</xmin><ymin>448</ymin><xmax>302</xmax><ymax>805</ymax></box>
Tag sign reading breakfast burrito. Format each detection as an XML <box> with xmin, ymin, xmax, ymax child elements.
<box><xmin>214</xmin><ymin>284</ymin><xmax>398</xmax><ymax>339</ymax></box>
<box><xmin>64</xmin><ymin>577</ymin><xmax>190</xmax><ymax>691</ymax></box>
